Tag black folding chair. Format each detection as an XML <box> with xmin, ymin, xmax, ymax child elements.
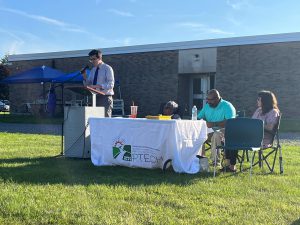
<box><xmin>214</xmin><ymin>118</ymin><xmax>264</xmax><ymax>178</ymax></box>
<box><xmin>204</xmin><ymin>140</ymin><xmax>212</xmax><ymax>152</ymax></box>
<box><xmin>236</xmin><ymin>110</ymin><xmax>246</xmax><ymax>118</ymax></box>
<box><xmin>242</xmin><ymin>113</ymin><xmax>283</xmax><ymax>174</ymax></box>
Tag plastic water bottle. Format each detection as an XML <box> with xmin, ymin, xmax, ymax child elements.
<box><xmin>192</xmin><ymin>105</ymin><xmax>198</xmax><ymax>120</ymax></box>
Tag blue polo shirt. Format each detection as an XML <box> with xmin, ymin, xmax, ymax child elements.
<box><xmin>197</xmin><ymin>99</ymin><xmax>236</xmax><ymax>122</ymax></box>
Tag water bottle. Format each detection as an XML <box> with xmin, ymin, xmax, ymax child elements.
<box><xmin>192</xmin><ymin>105</ymin><xmax>198</xmax><ymax>120</ymax></box>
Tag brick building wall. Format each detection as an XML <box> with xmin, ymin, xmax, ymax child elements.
<box><xmin>104</xmin><ymin>51</ymin><xmax>179</xmax><ymax>116</ymax></box>
<box><xmin>8</xmin><ymin>41</ymin><xmax>300</xmax><ymax>119</ymax></box>
<box><xmin>9</xmin><ymin>50</ymin><xmax>179</xmax><ymax>117</ymax></box>
<box><xmin>216</xmin><ymin>42</ymin><xmax>300</xmax><ymax>119</ymax></box>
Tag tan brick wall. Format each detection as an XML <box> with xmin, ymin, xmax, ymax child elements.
<box><xmin>105</xmin><ymin>51</ymin><xmax>179</xmax><ymax>116</ymax></box>
<box><xmin>8</xmin><ymin>41</ymin><xmax>300</xmax><ymax>119</ymax></box>
<box><xmin>8</xmin><ymin>51</ymin><xmax>179</xmax><ymax>116</ymax></box>
<box><xmin>216</xmin><ymin>42</ymin><xmax>300</xmax><ymax>119</ymax></box>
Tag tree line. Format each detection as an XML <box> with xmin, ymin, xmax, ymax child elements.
<box><xmin>0</xmin><ymin>55</ymin><xmax>9</xmax><ymax>99</ymax></box>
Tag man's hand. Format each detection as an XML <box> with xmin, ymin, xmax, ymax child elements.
<box><xmin>88</xmin><ymin>84</ymin><xmax>102</xmax><ymax>89</ymax></box>
<box><xmin>206</xmin><ymin>121</ymin><xmax>214</xmax><ymax>128</ymax></box>
<box><xmin>81</xmin><ymin>71</ymin><xmax>87</xmax><ymax>80</ymax></box>
<box><xmin>206</xmin><ymin>120</ymin><xmax>226</xmax><ymax>128</ymax></box>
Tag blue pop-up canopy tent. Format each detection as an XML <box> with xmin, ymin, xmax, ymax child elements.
<box><xmin>51</xmin><ymin>70</ymin><xmax>90</xmax><ymax>116</ymax></box>
<box><xmin>0</xmin><ymin>65</ymin><xmax>65</xmax><ymax>84</ymax></box>
<box><xmin>51</xmin><ymin>69</ymin><xmax>90</xmax><ymax>83</ymax></box>
<box><xmin>0</xmin><ymin>65</ymin><xmax>65</xmax><ymax>120</ymax></box>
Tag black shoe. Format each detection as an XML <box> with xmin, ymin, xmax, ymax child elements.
<box><xmin>220</xmin><ymin>166</ymin><xmax>236</xmax><ymax>173</ymax></box>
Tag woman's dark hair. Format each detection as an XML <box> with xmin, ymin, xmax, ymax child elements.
<box><xmin>258</xmin><ymin>90</ymin><xmax>279</xmax><ymax>114</ymax></box>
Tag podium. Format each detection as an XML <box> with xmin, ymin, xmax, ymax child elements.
<box><xmin>64</xmin><ymin>86</ymin><xmax>105</xmax><ymax>107</ymax></box>
<box><xmin>63</xmin><ymin>86</ymin><xmax>105</xmax><ymax>158</ymax></box>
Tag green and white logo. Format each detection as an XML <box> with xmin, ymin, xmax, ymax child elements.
<box><xmin>113</xmin><ymin>140</ymin><xmax>132</xmax><ymax>161</ymax></box>
<box><xmin>112</xmin><ymin>139</ymin><xmax>163</xmax><ymax>165</ymax></box>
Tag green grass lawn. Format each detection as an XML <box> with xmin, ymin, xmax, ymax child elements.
<box><xmin>0</xmin><ymin>133</ymin><xmax>299</xmax><ymax>224</ymax></box>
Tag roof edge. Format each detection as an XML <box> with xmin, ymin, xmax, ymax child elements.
<box><xmin>8</xmin><ymin>32</ymin><xmax>300</xmax><ymax>62</ymax></box>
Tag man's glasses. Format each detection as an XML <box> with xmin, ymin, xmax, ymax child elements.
<box><xmin>89</xmin><ymin>57</ymin><xmax>98</xmax><ymax>62</ymax></box>
<box><xmin>206</xmin><ymin>97</ymin><xmax>217</xmax><ymax>101</ymax></box>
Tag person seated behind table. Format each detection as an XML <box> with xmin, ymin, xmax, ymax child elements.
<box><xmin>223</xmin><ymin>90</ymin><xmax>280</xmax><ymax>172</ymax></box>
<box><xmin>197</xmin><ymin>89</ymin><xmax>236</xmax><ymax>162</ymax></box>
<box><xmin>163</xmin><ymin>101</ymin><xmax>181</xmax><ymax>120</ymax></box>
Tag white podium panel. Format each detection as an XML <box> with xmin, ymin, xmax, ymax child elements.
<box><xmin>64</xmin><ymin>106</ymin><xmax>104</xmax><ymax>158</ymax></box>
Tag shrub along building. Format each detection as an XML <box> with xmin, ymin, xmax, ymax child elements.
<box><xmin>7</xmin><ymin>32</ymin><xmax>300</xmax><ymax>119</ymax></box>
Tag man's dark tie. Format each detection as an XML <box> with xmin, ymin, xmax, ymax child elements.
<box><xmin>93</xmin><ymin>67</ymin><xmax>99</xmax><ymax>85</ymax></box>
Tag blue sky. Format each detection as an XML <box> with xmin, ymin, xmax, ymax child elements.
<box><xmin>0</xmin><ymin>0</ymin><xmax>300</xmax><ymax>58</ymax></box>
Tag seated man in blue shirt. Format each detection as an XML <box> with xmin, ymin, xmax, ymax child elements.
<box><xmin>198</xmin><ymin>89</ymin><xmax>236</xmax><ymax>165</ymax></box>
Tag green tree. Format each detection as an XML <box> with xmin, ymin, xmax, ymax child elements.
<box><xmin>0</xmin><ymin>54</ymin><xmax>8</xmax><ymax>64</ymax></box>
<box><xmin>0</xmin><ymin>54</ymin><xmax>10</xmax><ymax>99</ymax></box>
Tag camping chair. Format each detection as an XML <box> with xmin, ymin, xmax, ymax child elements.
<box><xmin>204</xmin><ymin>140</ymin><xmax>212</xmax><ymax>152</ymax></box>
<box><xmin>112</xmin><ymin>80</ymin><xmax>125</xmax><ymax>117</ymax></box>
<box><xmin>204</xmin><ymin>110</ymin><xmax>246</xmax><ymax>160</ymax></box>
<box><xmin>240</xmin><ymin>113</ymin><xmax>283</xmax><ymax>173</ymax></box>
<box><xmin>25</xmin><ymin>103</ymin><xmax>34</xmax><ymax>115</ymax></box>
<box><xmin>196</xmin><ymin>138</ymin><xmax>212</xmax><ymax>160</ymax></box>
<box><xmin>214</xmin><ymin>118</ymin><xmax>264</xmax><ymax>178</ymax></box>
<box><xmin>236</xmin><ymin>110</ymin><xmax>246</xmax><ymax>118</ymax></box>
<box><xmin>112</xmin><ymin>99</ymin><xmax>125</xmax><ymax>116</ymax></box>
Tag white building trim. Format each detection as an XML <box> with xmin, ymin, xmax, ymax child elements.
<box><xmin>8</xmin><ymin>32</ymin><xmax>300</xmax><ymax>62</ymax></box>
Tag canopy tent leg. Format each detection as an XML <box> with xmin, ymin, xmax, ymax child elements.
<box><xmin>61</xmin><ymin>84</ymin><xmax>64</xmax><ymax>156</ymax></box>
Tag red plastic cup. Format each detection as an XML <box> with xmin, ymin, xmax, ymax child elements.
<box><xmin>130</xmin><ymin>106</ymin><xmax>138</xmax><ymax>118</ymax></box>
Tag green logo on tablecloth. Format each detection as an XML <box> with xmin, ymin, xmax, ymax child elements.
<box><xmin>113</xmin><ymin>140</ymin><xmax>132</xmax><ymax>161</ymax></box>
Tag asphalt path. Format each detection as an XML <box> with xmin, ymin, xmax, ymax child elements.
<box><xmin>0</xmin><ymin>122</ymin><xmax>61</xmax><ymax>135</ymax></box>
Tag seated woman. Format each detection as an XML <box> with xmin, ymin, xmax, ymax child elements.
<box><xmin>163</xmin><ymin>101</ymin><xmax>181</xmax><ymax>120</ymax></box>
<box><xmin>223</xmin><ymin>90</ymin><xmax>280</xmax><ymax>172</ymax></box>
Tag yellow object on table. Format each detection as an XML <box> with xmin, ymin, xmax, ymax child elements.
<box><xmin>145</xmin><ymin>115</ymin><xmax>172</xmax><ymax>120</ymax></box>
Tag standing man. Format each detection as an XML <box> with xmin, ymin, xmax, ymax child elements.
<box><xmin>197</xmin><ymin>89</ymin><xmax>236</xmax><ymax>164</ymax></box>
<box><xmin>82</xmin><ymin>49</ymin><xmax>114</xmax><ymax>117</ymax></box>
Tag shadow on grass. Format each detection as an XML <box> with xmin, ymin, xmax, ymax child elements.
<box><xmin>0</xmin><ymin>156</ymin><xmax>212</xmax><ymax>186</ymax></box>
<box><xmin>291</xmin><ymin>218</ymin><xmax>300</xmax><ymax>225</ymax></box>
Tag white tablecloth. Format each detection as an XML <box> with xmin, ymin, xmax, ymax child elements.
<box><xmin>89</xmin><ymin>118</ymin><xmax>208</xmax><ymax>174</ymax></box>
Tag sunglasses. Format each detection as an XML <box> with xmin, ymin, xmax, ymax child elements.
<box><xmin>206</xmin><ymin>97</ymin><xmax>217</xmax><ymax>101</ymax></box>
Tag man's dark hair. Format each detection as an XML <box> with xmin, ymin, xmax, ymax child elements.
<box><xmin>88</xmin><ymin>49</ymin><xmax>102</xmax><ymax>58</ymax></box>
<box><xmin>258</xmin><ymin>90</ymin><xmax>279</xmax><ymax>114</ymax></box>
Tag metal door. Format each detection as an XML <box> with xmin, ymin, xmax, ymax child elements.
<box><xmin>190</xmin><ymin>75</ymin><xmax>210</xmax><ymax>111</ymax></box>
